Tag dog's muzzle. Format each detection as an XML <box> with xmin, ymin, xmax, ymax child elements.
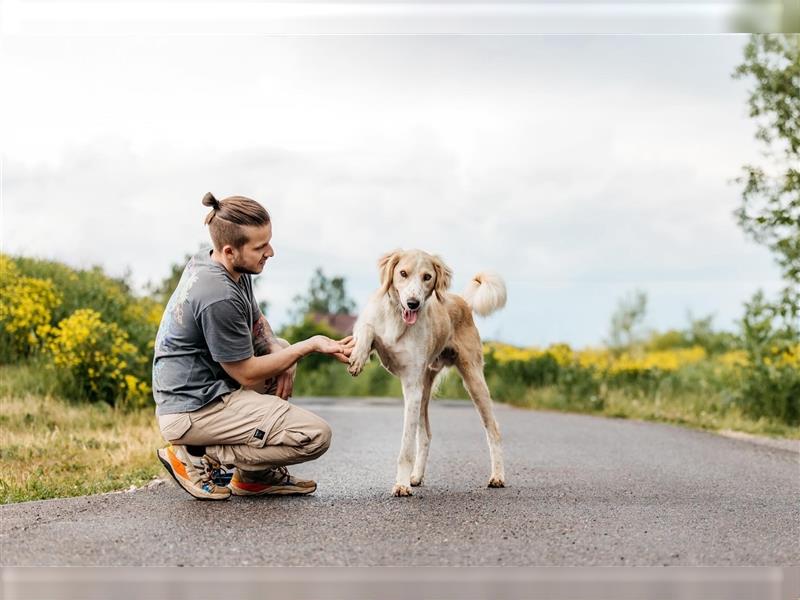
<box><xmin>402</xmin><ymin>299</ymin><xmax>420</xmax><ymax>325</ymax></box>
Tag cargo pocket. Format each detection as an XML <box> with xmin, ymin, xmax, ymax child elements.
<box><xmin>246</xmin><ymin>402</ymin><xmax>294</xmax><ymax>448</ymax></box>
<box><xmin>269</xmin><ymin>428</ymin><xmax>312</xmax><ymax>448</ymax></box>
<box><xmin>158</xmin><ymin>413</ymin><xmax>192</xmax><ymax>442</ymax></box>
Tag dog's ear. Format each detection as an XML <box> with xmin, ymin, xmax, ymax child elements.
<box><xmin>378</xmin><ymin>249</ymin><xmax>403</xmax><ymax>294</ymax></box>
<box><xmin>432</xmin><ymin>255</ymin><xmax>453</xmax><ymax>300</ymax></box>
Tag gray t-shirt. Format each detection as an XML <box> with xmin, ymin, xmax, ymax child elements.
<box><xmin>152</xmin><ymin>248</ymin><xmax>262</xmax><ymax>416</ymax></box>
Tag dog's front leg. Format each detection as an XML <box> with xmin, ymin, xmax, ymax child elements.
<box><xmin>348</xmin><ymin>323</ymin><xmax>374</xmax><ymax>377</ymax></box>
<box><xmin>393</xmin><ymin>377</ymin><xmax>423</xmax><ymax>497</ymax></box>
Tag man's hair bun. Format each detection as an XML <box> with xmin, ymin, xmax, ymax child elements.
<box><xmin>202</xmin><ymin>192</ymin><xmax>219</xmax><ymax>209</ymax></box>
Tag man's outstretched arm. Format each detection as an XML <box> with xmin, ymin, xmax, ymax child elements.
<box><xmin>221</xmin><ymin>336</ymin><xmax>352</xmax><ymax>390</ymax></box>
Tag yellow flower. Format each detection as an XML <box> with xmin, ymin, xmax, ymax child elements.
<box><xmin>47</xmin><ymin>308</ymin><xmax>145</xmax><ymax>404</ymax></box>
<box><xmin>0</xmin><ymin>267</ymin><xmax>62</xmax><ymax>356</ymax></box>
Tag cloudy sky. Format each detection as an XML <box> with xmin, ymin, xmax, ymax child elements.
<box><xmin>0</xmin><ymin>21</ymin><xmax>784</xmax><ymax>347</ymax></box>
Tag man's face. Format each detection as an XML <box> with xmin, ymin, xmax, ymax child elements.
<box><xmin>230</xmin><ymin>223</ymin><xmax>274</xmax><ymax>275</ymax></box>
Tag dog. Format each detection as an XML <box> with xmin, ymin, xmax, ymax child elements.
<box><xmin>348</xmin><ymin>249</ymin><xmax>507</xmax><ymax>496</ymax></box>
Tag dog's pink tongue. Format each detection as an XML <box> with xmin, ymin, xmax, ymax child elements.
<box><xmin>402</xmin><ymin>309</ymin><xmax>418</xmax><ymax>325</ymax></box>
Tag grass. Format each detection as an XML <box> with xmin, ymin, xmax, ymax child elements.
<box><xmin>0</xmin><ymin>389</ymin><xmax>163</xmax><ymax>505</ymax></box>
<box><xmin>492</xmin><ymin>385</ymin><xmax>800</xmax><ymax>439</ymax></box>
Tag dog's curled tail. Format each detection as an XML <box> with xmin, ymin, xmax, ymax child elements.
<box><xmin>462</xmin><ymin>271</ymin><xmax>507</xmax><ymax>317</ymax></box>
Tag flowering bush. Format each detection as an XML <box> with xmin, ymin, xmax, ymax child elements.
<box><xmin>47</xmin><ymin>308</ymin><xmax>151</xmax><ymax>407</ymax></box>
<box><xmin>0</xmin><ymin>257</ymin><xmax>62</xmax><ymax>361</ymax></box>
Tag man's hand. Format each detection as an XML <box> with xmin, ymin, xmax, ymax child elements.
<box><xmin>274</xmin><ymin>363</ymin><xmax>296</xmax><ymax>400</ymax></box>
<box><xmin>333</xmin><ymin>335</ymin><xmax>355</xmax><ymax>364</ymax></box>
<box><xmin>309</xmin><ymin>334</ymin><xmax>354</xmax><ymax>364</ymax></box>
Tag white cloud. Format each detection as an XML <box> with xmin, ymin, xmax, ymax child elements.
<box><xmin>1</xmin><ymin>34</ymin><xmax>784</xmax><ymax>346</ymax></box>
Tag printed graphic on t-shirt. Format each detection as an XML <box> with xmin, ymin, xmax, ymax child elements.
<box><xmin>155</xmin><ymin>256</ymin><xmax>199</xmax><ymax>354</ymax></box>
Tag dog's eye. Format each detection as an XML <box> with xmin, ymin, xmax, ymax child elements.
<box><xmin>423</xmin><ymin>274</ymin><xmax>432</xmax><ymax>281</ymax></box>
<box><xmin>399</xmin><ymin>270</ymin><xmax>407</xmax><ymax>278</ymax></box>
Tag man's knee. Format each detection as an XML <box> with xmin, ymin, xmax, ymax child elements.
<box><xmin>307</xmin><ymin>418</ymin><xmax>332</xmax><ymax>458</ymax></box>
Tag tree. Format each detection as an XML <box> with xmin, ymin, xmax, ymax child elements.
<box><xmin>731</xmin><ymin>34</ymin><xmax>800</xmax><ymax>425</ymax></box>
<box><xmin>606</xmin><ymin>289</ymin><xmax>648</xmax><ymax>352</ymax></box>
<box><xmin>679</xmin><ymin>311</ymin><xmax>738</xmax><ymax>355</ymax></box>
<box><xmin>732</xmin><ymin>34</ymin><xmax>800</xmax><ymax>336</ymax></box>
<box><xmin>290</xmin><ymin>267</ymin><xmax>356</xmax><ymax>322</ymax></box>
<box><xmin>733</xmin><ymin>34</ymin><xmax>800</xmax><ymax>291</ymax></box>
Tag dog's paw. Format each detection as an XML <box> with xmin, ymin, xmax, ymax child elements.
<box><xmin>348</xmin><ymin>353</ymin><xmax>367</xmax><ymax>377</ymax></box>
<box><xmin>347</xmin><ymin>361</ymin><xmax>364</xmax><ymax>377</ymax></box>
<box><xmin>410</xmin><ymin>475</ymin><xmax>424</xmax><ymax>487</ymax></box>
<box><xmin>392</xmin><ymin>484</ymin><xmax>413</xmax><ymax>497</ymax></box>
<box><xmin>487</xmin><ymin>476</ymin><xmax>505</xmax><ymax>488</ymax></box>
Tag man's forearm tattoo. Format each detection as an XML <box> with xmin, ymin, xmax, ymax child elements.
<box><xmin>253</xmin><ymin>315</ymin><xmax>278</xmax><ymax>357</ymax></box>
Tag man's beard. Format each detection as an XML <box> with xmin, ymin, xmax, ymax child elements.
<box><xmin>232</xmin><ymin>258</ymin><xmax>261</xmax><ymax>275</ymax></box>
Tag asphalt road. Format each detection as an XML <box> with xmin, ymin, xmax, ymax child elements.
<box><xmin>1</xmin><ymin>397</ymin><xmax>798</xmax><ymax>566</ymax></box>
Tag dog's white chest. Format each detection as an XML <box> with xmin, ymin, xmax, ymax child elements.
<box><xmin>373</xmin><ymin>327</ymin><xmax>427</xmax><ymax>376</ymax></box>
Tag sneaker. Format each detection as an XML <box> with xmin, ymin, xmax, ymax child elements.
<box><xmin>156</xmin><ymin>445</ymin><xmax>231</xmax><ymax>501</ymax></box>
<box><xmin>187</xmin><ymin>453</ymin><xmax>235</xmax><ymax>487</ymax></box>
<box><xmin>229</xmin><ymin>466</ymin><xmax>317</xmax><ymax>496</ymax></box>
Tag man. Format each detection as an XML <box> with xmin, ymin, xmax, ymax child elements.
<box><xmin>153</xmin><ymin>192</ymin><xmax>353</xmax><ymax>500</ymax></box>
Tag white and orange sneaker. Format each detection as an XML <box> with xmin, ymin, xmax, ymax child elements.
<box><xmin>156</xmin><ymin>445</ymin><xmax>231</xmax><ymax>501</ymax></box>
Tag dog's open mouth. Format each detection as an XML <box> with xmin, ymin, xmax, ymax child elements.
<box><xmin>402</xmin><ymin>308</ymin><xmax>419</xmax><ymax>325</ymax></box>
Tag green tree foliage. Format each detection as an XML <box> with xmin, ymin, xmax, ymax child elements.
<box><xmin>732</xmin><ymin>34</ymin><xmax>800</xmax><ymax>424</ymax></box>
<box><xmin>279</xmin><ymin>317</ymin><xmax>341</xmax><ymax>372</ymax></box>
<box><xmin>291</xmin><ymin>267</ymin><xmax>356</xmax><ymax>321</ymax></box>
<box><xmin>733</xmin><ymin>34</ymin><xmax>800</xmax><ymax>290</ymax></box>
<box><xmin>646</xmin><ymin>314</ymin><xmax>741</xmax><ymax>354</ymax></box>
<box><xmin>606</xmin><ymin>290</ymin><xmax>648</xmax><ymax>352</ymax></box>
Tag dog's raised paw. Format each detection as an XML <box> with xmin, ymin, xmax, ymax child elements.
<box><xmin>347</xmin><ymin>357</ymin><xmax>367</xmax><ymax>377</ymax></box>
<box><xmin>392</xmin><ymin>484</ymin><xmax>413</xmax><ymax>497</ymax></box>
<box><xmin>487</xmin><ymin>477</ymin><xmax>505</xmax><ymax>488</ymax></box>
<box><xmin>410</xmin><ymin>475</ymin><xmax>423</xmax><ymax>487</ymax></box>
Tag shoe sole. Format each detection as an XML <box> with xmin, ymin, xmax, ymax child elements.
<box><xmin>229</xmin><ymin>483</ymin><xmax>317</xmax><ymax>497</ymax></box>
<box><xmin>157</xmin><ymin>449</ymin><xmax>230</xmax><ymax>501</ymax></box>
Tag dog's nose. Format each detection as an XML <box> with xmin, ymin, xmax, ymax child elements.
<box><xmin>407</xmin><ymin>299</ymin><xmax>420</xmax><ymax>310</ymax></box>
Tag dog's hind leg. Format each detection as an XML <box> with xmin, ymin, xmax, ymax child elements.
<box><xmin>393</xmin><ymin>375</ymin><xmax>424</xmax><ymax>497</ymax></box>
<box><xmin>410</xmin><ymin>369</ymin><xmax>437</xmax><ymax>487</ymax></box>
<box><xmin>457</xmin><ymin>359</ymin><xmax>505</xmax><ymax>488</ymax></box>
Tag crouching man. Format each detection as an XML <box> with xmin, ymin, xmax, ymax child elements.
<box><xmin>153</xmin><ymin>192</ymin><xmax>353</xmax><ymax>500</ymax></box>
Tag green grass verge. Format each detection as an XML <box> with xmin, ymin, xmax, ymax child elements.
<box><xmin>435</xmin><ymin>370</ymin><xmax>799</xmax><ymax>439</ymax></box>
<box><xmin>0</xmin><ymin>377</ymin><xmax>163</xmax><ymax>504</ymax></box>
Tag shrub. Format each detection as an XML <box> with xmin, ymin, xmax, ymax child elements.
<box><xmin>736</xmin><ymin>291</ymin><xmax>800</xmax><ymax>425</ymax></box>
<box><xmin>279</xmin><ymin>317</ymin><xmax>341</xmax><ymax>372</ymax></box>
<box><xmin>10</xmin><ymin>255</ymin><xmax>162</xmax><ymax>356</ymax></box>
<box><xmin>0</xmin><ymin>257</ymin><xmax>62</xmax><ymax>362</ymax></box>
<box><xmin>46</xmin><ymin>308</ymin><xmax>151</xmax><ymax>408</ymax></box>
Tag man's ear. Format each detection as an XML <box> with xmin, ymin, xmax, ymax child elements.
<box><xmin>432</xmin><ymin>255</ymin><xmax>453</xmax><ymax>300</ymax></box>
<box><xmin>378</xmin><ymin>249</ymin><xmax>403</xmax><ymax>294</ymax></box>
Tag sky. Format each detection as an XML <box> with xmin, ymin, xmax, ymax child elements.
<box><xmin>0</xmin><ymin>24</ymin><xmax>786</xmax><ymax>347</ymax></box>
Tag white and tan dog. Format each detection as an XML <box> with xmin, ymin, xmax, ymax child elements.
<box><xmin>348</xmin><ymin>249</ymin><xmax>507</xmax><ymax>496</ymax></box>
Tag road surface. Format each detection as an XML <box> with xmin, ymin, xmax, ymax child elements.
<box><xmin>1</xmin><ymin>397</ymin><xmax>797</xmax><ymax>566</ymax></box>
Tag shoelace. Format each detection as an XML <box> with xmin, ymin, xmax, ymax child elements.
<box><xmin>273</xmin><ymin>466</ymin><xmax>291</xmax><ymax>484</ymax></box>
<box><xmin>201</xmin><ymin>455</ymin><xmax>223</xmax><ymax>486</ymax></box>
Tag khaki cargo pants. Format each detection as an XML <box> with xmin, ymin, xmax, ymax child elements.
<box><xmin>157</xmin><ymin>388</ymin><xmax>332</xmax><ymax>472</ymax></box>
